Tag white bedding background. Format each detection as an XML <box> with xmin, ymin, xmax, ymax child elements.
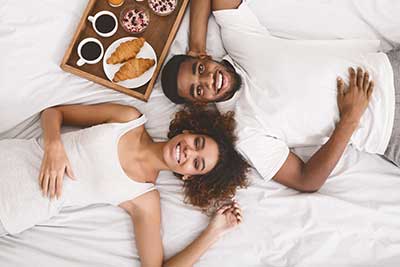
<box><xmin>1</xmin><ymin>0</ymin><xmax>400</xmax><ymax>266</ymax></box>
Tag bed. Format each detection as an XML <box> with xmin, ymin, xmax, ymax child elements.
<box><xmin>1</xmin><ymin>0</ymin><xmax>400</xmax><ymax>266</ymax></box>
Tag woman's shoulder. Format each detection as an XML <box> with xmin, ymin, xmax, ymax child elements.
<box><xmin>108</xmin><ymin>105</ymin><xmax>143</xmax><ymax>124</ymax></box>
<box><xmin>119</xmin><ymin>189</ymin><xmax>160</xmax><ymax>215</ymax></box>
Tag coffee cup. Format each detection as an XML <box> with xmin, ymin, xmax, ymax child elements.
<box><xmin>76</xmin><ymin>38</ymin><xmax>104</xmax><ymax>66</ymax></box>
<box><xmin>88</xmin><ymin>11</ymin><xmax>118</xmax><ymax>38</ymax></box>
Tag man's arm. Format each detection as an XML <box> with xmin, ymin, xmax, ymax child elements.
<box><xmin>273</xmin><ymin>67</ymin><xmax>374</xmax><ymax>192</ymax></box>
<box><xmin>188</xmin><ymin>0</ymin><xmax>242</xmax><ymax>57</ymax></box>
<box><xmin>188</xmin><ymin>0</ymin><xmax>211</xmax><ymax>56</ymax></box>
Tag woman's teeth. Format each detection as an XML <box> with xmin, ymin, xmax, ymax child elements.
<box><xmin>217</xmin><ymin>72</ymin><xmax>223</xmax><ymax>93</ymax></box>
<box><xmin>176</xmin><ymin>143</ymin><xmax>181</xmax><ymax>163</ymax></box>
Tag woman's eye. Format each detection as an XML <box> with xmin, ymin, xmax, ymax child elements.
<box><xmin>196</xmin><ymin>86</ymin><xmax>202</xmax><ymax>96</ymax></box>
<box><xmin>198</xmin><ymin>64</ymin><xmax>205</xmax><ymax>74</ymax></box>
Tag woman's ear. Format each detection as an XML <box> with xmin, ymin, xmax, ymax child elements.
<box><xmin>182</xmin><ymin>175</ymin><xmax>192</xmax><ymax>181</ymax></box>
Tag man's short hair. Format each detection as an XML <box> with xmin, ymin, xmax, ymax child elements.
<box><xmin>161</xmin><ymin>55</ymin><xmax>193</xmax><ymax>104</ymax></box>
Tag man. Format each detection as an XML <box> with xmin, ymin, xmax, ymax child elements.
<box><xmin>161</xmin><ymin>0</ymin><xmax>399</xmax><ymax>192</ymax></box>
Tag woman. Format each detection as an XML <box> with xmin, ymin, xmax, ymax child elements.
<box><xmin>0</xmin><ymin>103</ymin><xmax>249</xmax><ymax>266</ymax></box>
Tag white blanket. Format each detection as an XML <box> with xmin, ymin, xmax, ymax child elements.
<box><xmin>1</xmin><ymin>0</ymin><xmax>400</xmax><ymax>266</ymax></box>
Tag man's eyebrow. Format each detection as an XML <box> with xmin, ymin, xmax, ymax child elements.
<box><xmin>190</xmin><ymin>84</ymin><xmax>195</xmax><ymax>98</ymax></box>
<box><xmin>192</xmin><ymin>62</ymin><xmax>197</xmax><ymax>75</ymax></box>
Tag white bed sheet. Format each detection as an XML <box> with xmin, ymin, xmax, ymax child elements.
<box><xmin>1</xmin><ymin>0</ymin><xmax>400</xmax><ymax>266</ymax></box>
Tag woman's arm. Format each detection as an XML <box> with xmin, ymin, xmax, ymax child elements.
<box><xmin>41</xmin><ymin>103</ymin><xmax>141</xmax><ymax>128</ymax></box>
<box><xmin>164</xmin><ymin>202</ymin><xmax>242</xmax><ymax>267</ymax></box>
<box><xmin>120</xmin><ymin>190</ymin><xmax>163</xmax><ymax>267</ymax></box>
<box><xmin>39</xmin><ymin>103</ymin><xmax>141</xmax><ymax>199</ymax></box>
<box><xmin>120</xmin><ymin>195</ymin><xmax>242</xmax><ymax>267</ymax></box>
<box><xmin>273</xmin><ymin>67</ymin><xmax>374</xmax><ymax>192</ymax></box>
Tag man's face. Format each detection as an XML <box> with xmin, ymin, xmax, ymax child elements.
<box><xmin>177</xmin><ymin>57</ymin><xmax>240</xmax><ymax>103</ymax></box>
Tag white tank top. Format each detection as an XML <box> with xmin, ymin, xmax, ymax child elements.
<box><xmin>0</xmin><ymin>115</ymin><xmax>155</xmax><ymax>234</ymax></box>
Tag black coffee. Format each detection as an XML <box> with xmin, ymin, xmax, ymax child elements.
<box><xmin>81</xmin><ymin>41</ymin><xmax>101</xmax><ymax>61</ymax></box>
<box><xmin>95</xmin><ymin>14</ymin><xmax>116</xmax><ymax>34</ymax></box>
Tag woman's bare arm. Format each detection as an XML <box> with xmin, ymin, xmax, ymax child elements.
<box><xmin>164</xmin><ymin>203</ymin><xmax>242</xmax><ymax>267</ymax></box>
<box><xmin>39</xmin><ymin>103</ymin><xmax>141</xmax><ymax>199</ymax></box>
<box><xmin>120</xmin><ymin>196</ymin><xmax>242</xmax><ymax>267</ymax></box>
<box><xmin>120</xmin><ymin>190</ymin><xmax>164</xmax><ymax>267</ymax></box>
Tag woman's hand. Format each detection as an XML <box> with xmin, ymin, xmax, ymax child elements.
<box><xmin>206</xmin><ymin>201</ymin><xmax>242</xmax><ymax>238</ymax></box>
<box><xmin>337</xmin><ymin>67</ymin><xmax>374</xmax><ymax>128</ymax></box>
<box><xmin>39</xmin><ymin>141</ymin><xmax>75</xmax><ymax>199</ymax></box>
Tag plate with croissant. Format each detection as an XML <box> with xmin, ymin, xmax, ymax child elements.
<box><xmin>103</xmin><ymin>37</ymin><xmax>157</xmax><ymax>88</ymax></box>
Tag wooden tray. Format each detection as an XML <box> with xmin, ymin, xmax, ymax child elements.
<box><xmin>61</xmin><ymin>0</ymin><xmax>189</xmax><ymax>101</ymax></box>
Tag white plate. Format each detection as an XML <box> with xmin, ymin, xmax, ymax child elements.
<box><xmin>103</xmin><ymin>37</ymin><xmax>157</xmax><ymax>88</ymax></box>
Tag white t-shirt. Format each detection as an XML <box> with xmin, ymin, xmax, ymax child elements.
<box><xmin>214</xmin><ymin>2</ymin><xmax>395</xmax><ymax>180</ymax></box>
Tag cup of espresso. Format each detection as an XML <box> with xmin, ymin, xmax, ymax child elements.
<box><xmin>76</xmin><ymin>38</ymin><xmax>104</xmax><ymax>66</ymax></box>
<box><xmin>88</xmin><ymin>11</ymin><xmax>118</xmax><ymax>38</ymax></box>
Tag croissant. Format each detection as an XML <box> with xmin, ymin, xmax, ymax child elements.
<box><xmin>113</xmin><ymin>58</ymin><xmax>155</xmax><ymax>82</ymax></box>
<box><xmin>106</xmin><ymin>37</ymin><xmax>145</xmax><ymax>64</ymax></box>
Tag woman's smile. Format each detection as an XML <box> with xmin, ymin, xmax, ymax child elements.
<box><xmin>175</xmin><ymin>142</ymin><xmax>182</xmax><ymax>164</ymax></box>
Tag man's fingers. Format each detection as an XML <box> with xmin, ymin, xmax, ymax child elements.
<box><xmin>356</xmin><ymin>67</ymin><xmax>364</xmax><ymax>89</ymax></box>
<box><xmin>363</xmin><ymin>71</ymin><xmax>370</xmax><ymax>91</ymax></box>
<box><xmin>337</xmin><ymin>77</ymin><xmax>345</xmax><ymax>99</ymax></box>
<box><xmin>367</xmin><ymin>81</ymin><xmax>375</xmax><ymax>99</ymax></box>
<box><xmin>349</xmin><ymin>67</ymin><xmax>356</xmax><ymax>88</ymax></box>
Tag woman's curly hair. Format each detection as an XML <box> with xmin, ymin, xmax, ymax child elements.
<box><xmin>168</xmin><ymin>104</ymin><xmax>250</xmax><ymax>211</ymax></box>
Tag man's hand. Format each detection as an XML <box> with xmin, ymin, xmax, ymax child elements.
<box><xmin>186</xmin><ymin>50</ymin><xmax>211</xmax><ymax>60</ymax></box>
<box><xmin>39</xmin><ymin>141</ymin><xmax>76</xmax><ymax>199</ymax></box>
<box><xmin>272</xmin><ymin>67</ymin><xmax>375</xmax><ymax>193</ymax></box>
<box><xmin>337</xmin><ymin>67</ymin><xmax>374</xmax><ymax>128</ymax></box>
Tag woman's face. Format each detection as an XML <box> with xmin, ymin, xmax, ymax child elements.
<box><xmin>164</xmin><ymin>132</ymin><xmax>219</xmax><ymax>178</ymax></box>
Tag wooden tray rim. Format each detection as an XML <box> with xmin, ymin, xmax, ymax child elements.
<box><xmin>60</xmin><ymin>0</ymin><xmax>189</xmax><ymax>102</ymax></box>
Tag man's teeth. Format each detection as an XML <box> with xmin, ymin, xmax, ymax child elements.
<box><xmin>176</xmin><ymin>143</ymin><xmax>181</xmax><ymax>163</ymax></box>
<box><xmin>217</xmin><ymin>72</ymin><xmax>223</xmax><ymax>93</ymax></box>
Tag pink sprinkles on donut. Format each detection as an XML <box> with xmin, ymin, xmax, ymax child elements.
<box><xmin>149</xmin><ymin>0</ymin><xmax>177</xmax><ymax>16</ymax></box>
<box><xmin>122</xmin><ymin>8</ymin><xmax>149</xmax><ymax>33</ymax></box>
